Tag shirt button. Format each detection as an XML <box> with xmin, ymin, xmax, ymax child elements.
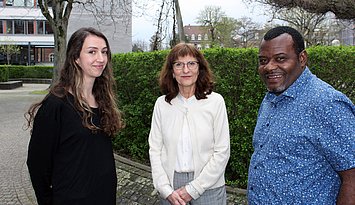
<box><xmin>250</xmin><ymin>187</ymin><xmax>254</xmax><ymax>190</ymax></box>
<box><xmin>266</xmin><ymin>123</ymin><xmax>269</xmax><ymax>127</ymax></box>
<box><xmin>260</xmin><ymin>145</ymin><xmax>263</xmax><ymax>148</ymax></box>
<box><xmin>254</xmin><ymin>166</ymin><xmax>257</xmax><ymax>169</ymax></box>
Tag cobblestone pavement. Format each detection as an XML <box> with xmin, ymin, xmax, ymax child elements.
<box><xmin>0</xmin><ymin>84</ymin><xmax>45</xmax><ymax>205</ymax></box>
<box><xmin>0</xmin><ymin>84</ymin><xmax>247</xmax><ymax>205</ymax></box>
<box><xmin>115</xmin><ymin>155</ymin><xmax>248</xmax><ymax>205</ymax></box>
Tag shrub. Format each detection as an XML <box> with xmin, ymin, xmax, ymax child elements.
<box><xmin>0</xmin><ymin>65</ymin><xmax>9</xmax><ymax>82</ymax></box>
<box><xmin>307</xmin><ymin>46</ymin><xmax>355</xmax><ymax>100</ymax></box>
<box><xmin>112</xmin><ymin>46</ymin><xmax>354</xmax><ymax>188</ymax></box>
<box><xmin>112</xmin><ymin>51</ymin><xmax>165</xmax><ymax>160</ymax></box>
<box><xmin>4</xmin><ymin>46</ymin><xmax>353</xmax><ymax>188</ymax></box>
<box><xmin>6</xmin><ymin>65</ymin><xmax>53</xmax><ymax>79</ymax></box>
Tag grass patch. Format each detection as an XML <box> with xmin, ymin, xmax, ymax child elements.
<box><xmin>30</xmin><ymin>90</ymin><xmax>48</xmax><ymax>95</ymax></box>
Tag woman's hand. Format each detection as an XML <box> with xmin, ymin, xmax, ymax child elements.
<box><xmin>177</xmin><ymin>186</ymin><xmax>193</xmax><ymax>203</ymax></box>
<box><xmin>167</xmin><ymin>191</ymin><xmax>186</xmax><ymax>205</ymax></box>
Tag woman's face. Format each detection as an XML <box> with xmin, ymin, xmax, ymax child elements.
<box><xmin>75</xmin><ymin>34</ymin><xmax>108</xmax><ymax>82</ymax></box>
<box><xmin>173</xmin><ymin>55</ymin><xmax>199</xmax><ymax>92</ymax></box>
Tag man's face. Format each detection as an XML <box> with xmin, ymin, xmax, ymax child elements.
<box><xmin>258</xmin><ymin>33</ymin><xmax>307</xmax><ymax>95</ymax></box>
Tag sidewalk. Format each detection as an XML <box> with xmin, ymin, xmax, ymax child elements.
<box><xmin>0</xmin><ymin>83</ymin><xmax>247</xmax><ymax>205</ymax></box>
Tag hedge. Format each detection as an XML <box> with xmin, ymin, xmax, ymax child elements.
<box><xmin>0</xmin><ymin>46</ymin><xmax>353</xmax><ymax>188</ymax></box>
<box><xmin>306</xmin><ymin>46</ymin><xmax>355</xmax><ymax>100</ymax></box>
<box><xmin>112</xmin><ymin>51</ymin><xmax>164</xmax><ymax>160</ymax></box>
<box><xmin>112</xmin><ymin>46</ymin><xmax>354</xmax><ymax>188</ymax></box>
<box><xmin>3</xmin><ymin>65</ymin><xmax>53</xmax><ymax>79</ymax></box>
<box><xmin>0</xmin><ymin>65</ymin><xmax>9</xmax><ymax>82</ymax></box>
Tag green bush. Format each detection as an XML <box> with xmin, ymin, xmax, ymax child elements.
<box><xmin>112</xmin><ymin>46</ymin><xmax>354</xmax><ymax>189</ymax></box>
<box><xmin>4</xmin><ymin>65</ymin><xmax>53</xmax><ymax>79</ymax></box>
<box><xmin>0</xmin><ymin>65</ymin><xmax>9</xmax><ymax>82</ymax></box>
<box><xmin>112</xmin><ymin>51</ymin><xmax>165</xmax><ymax>160</ymax></box>
<box><xmin>3</xmin><ymin>46</ymin><xmax>352</xmax><ymax>189</ymax></box>
<box><xmin>203</xmin><ymin>48</ymin><xmax>263</xmax><ymax>187</ymax></box>
<box><xmin>307</xmin><ymin>46</ymin><xmax>355</xmax><ymax>100</ymax></box>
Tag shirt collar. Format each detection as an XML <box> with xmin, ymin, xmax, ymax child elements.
<box><xmin>177</xmin><ymin>93</ymin><xmax>196</xmax><ymax>105</ymax></box>
<box><xmin>266</xmin><ymin>67</ymin><xmax>312</xmax><ymax>103</ymax></box>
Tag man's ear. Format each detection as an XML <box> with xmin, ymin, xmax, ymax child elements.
<box><xmin>299</xmin><ymin>50</ymin><xmax>308</xmax><ymax>67</ymax></box>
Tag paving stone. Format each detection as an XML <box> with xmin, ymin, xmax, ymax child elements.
<box><xmin>0</xmin><ymin>84</ymin><xmax>247</xmax><ymax>205</ymax></box>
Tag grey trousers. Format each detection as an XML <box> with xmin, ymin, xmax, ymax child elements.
<box><xmin>160</xmin><ymin>171</ymin><xmax>227</xmax><ymax>205</ymax></box>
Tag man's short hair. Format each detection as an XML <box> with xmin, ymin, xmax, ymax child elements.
<box><xmin>263</xmin><ymin>26</ymin><xmax>305</xmax><ymax>55</ymax></box>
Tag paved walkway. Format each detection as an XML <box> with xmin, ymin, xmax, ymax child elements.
<box><xmin>0</xmin><ymin>83</ymin><xmax>247</xmax><ymax>205</ymax></box>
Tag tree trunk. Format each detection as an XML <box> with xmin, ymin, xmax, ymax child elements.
<box><xmin>152</xmin><ymin>1</ymin><xmax>165</xmax><ymax>51</ymax></box>
<box><xmin>38</xmin><ymin>0</ymin><xmax>73</xmax><ymax>85</ymax></box>
<box><xmin>6</xmin><ymin>53</ymin><xmax>10</xmax><ymax>65</ymax></box>
<box><xmin>174</xmin><ymin>0</ymin><xmax>185</xmax><ymax>43</ymax></box>
<box><xmin>52</xmin><ymin>25</ymin><xmax>68</xmax><ymax>84</ymax></box>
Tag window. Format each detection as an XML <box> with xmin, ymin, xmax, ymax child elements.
<box><xmin>45</xmin><ymin>21</ymin><xmax>53</xmax><ymax>34</ymax></box>
<box><xmin>0</xmin><ymin>21</ymin><xmax>3</xmax><ymax>34</ymax></box>
<box><xmin>37</xmin><ymin>21</ymin><xmax>44</xmax><ymax>34</ymax></box>
<box><xmin>191</xmin><ymin>34</ymin><xmax>195</xmax><ymax>40</ymax></box>
<box><xmin>6</xmin><ymin>0</ymin><xmax>13</xmax><ymax>6</ymax></box>
<box><xmin>49</xmin><ymin>53</ymin><xmax>54</xmax><ymax>62</ymax></box>
<box><xmin>3</xmin><ymin>20</ymin><xmax>34</xmax><ymax>34</ymax></box>
<box><xmin>36</xmin><ymin>0</ymin><xmax>52</xmax><ymax>7</ymax></box>
<box><xmin>197</xmin><ymin>34</ymin><xmax>202</xmax><ymax>41</ymax></box>
<box><xmin>25</xmin><ymin>0</ymin><xmax>34</xmax><ymax>7</ymax></box>
<box><xmin>27</xmin><ymin>21</ymin><xmax>34</xmax><ymax>34</ymax></box>
<box><xmin>255</xmin><ymin>33</ymin><xmax>259</xmax><ymax>40</ymax></box>
<box><xmin>6</xmin><ymin>20</ymin><xmax>13</xmax><ymax>34</ymax></box>
<box><xmin>13</xmin><ymin>0</ymin><xmax>24</xmax><ymax>6</ymax></box>
<box><xmin>9</xmin><ymin>0</ymin><xmax>34</xmax><ymax>7</ymax></box>
<box><xmin>36</xmin><ymin>21</ymin><xmax>53</xmax><ymax>34</ymax></box>
<box><xmin>14</xmin><ymin>20</ymin><xmax>25</xmax><ymax>34</ymax></box>
<box><xmin>204</xmin><ymin>34</ymin><xmax>208</xmax><ymax>40</ymax></box>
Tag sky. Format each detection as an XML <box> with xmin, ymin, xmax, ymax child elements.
<box><xmin>132</xmin><ymin>0</ymin><xmax>269</xmax><ymax>42</ymax></box>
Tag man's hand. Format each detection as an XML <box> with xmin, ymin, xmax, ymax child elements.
<box><xmin>337</xmin><ymin>168</ymin><xmax>355</xmax><ymax>205</ymax></box>
<box><xmin>177</xmin><ymin>186</ymin><xmax>193</xmax><ymax>203</ymax></box>
<box><xmin>167</xmin><ymin>191</ymin><xmax>186</xmax><ymax>205</ymax></box>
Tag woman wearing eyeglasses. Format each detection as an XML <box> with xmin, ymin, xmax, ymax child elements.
<box><xmin>149</xmin><ymin>43</ymin><xmax>230</xmax><ymax>205</ymax></box>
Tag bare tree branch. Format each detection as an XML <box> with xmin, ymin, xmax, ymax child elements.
<box><xmin>37</xmin><ymin>0</ymin><xmax>131</xmax><ymax>84</ymax></box>
<box><xmin>245</xmin><ymin>0</ymin><xmax>355</xmax><ymax>19</ymax></box>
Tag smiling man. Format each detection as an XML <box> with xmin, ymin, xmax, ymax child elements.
<box><xmin>247</xmin><ymin>26</ymin><xmax>355</xmax><ymax>204</ymax></box>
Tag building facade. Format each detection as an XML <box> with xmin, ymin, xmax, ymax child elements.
<box><xmin>183</xmin><ymin>24</ymin><xmax>261</xmax><ymax>49</ymax></box>
<box><xmin>67</xmin><ymin>0</ymin><xmax>132</xmax><ymax>54</ymax></box>
<box><xmin>183</xmin><ymin>25</ymin><xmax>210</xmax><ymax>49</ymax></box>
<box><xmin>0</xmin><ymin>0</ymin><xmax>132</xmax><ymax>65</ymax></box>
<box><xmin>0</xmin><ymin>0</ymin><xmax>53</xmax><ymax>65</ymax></box>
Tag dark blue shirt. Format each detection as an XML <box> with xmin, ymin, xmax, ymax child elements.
<box><xmin>248</xmin><ymin>67</ymin><xmax>355</xmax><ymax>204</ymax></box>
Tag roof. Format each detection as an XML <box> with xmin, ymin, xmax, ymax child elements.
<box><xmin>183</xmin><ymin>25</ymin><xmax>209</xmax><ymax>36</ymax></box>
<box><xmin>0</xmin><ymin>35</ymin><xmax>54</xmax><ymax>46</ymax></box>
<box><xmin>0</xmin><ymin>7</ymin><xmax>47</xmax><ymax>20</ymax></box>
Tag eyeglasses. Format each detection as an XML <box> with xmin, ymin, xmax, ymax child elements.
<box><xmin>173</xmin><ymin>61</ymin><xmax>199</xmax><ymax>70</ymax></box>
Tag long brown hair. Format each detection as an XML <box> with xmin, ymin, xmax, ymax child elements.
<box><xmin>159</xmin><ymin>43</ymin><xmax>214</xmax><ymax>103</ymax></box>
<box><xmin>25</xmin><ymin>27</ymin><xmax>123</xmax><ymax>136</ymax></box>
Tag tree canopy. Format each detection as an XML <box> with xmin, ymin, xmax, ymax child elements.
<box><xmin>250</xmin><ymin>0</ymin><xmax>355</xmax><ymax>19</ymax></box>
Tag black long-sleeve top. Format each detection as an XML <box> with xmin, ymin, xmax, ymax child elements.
<box><xmin>27</xmin><ymin>93</ymin><xmax>117</xmax><ymax>205</ymax></box>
